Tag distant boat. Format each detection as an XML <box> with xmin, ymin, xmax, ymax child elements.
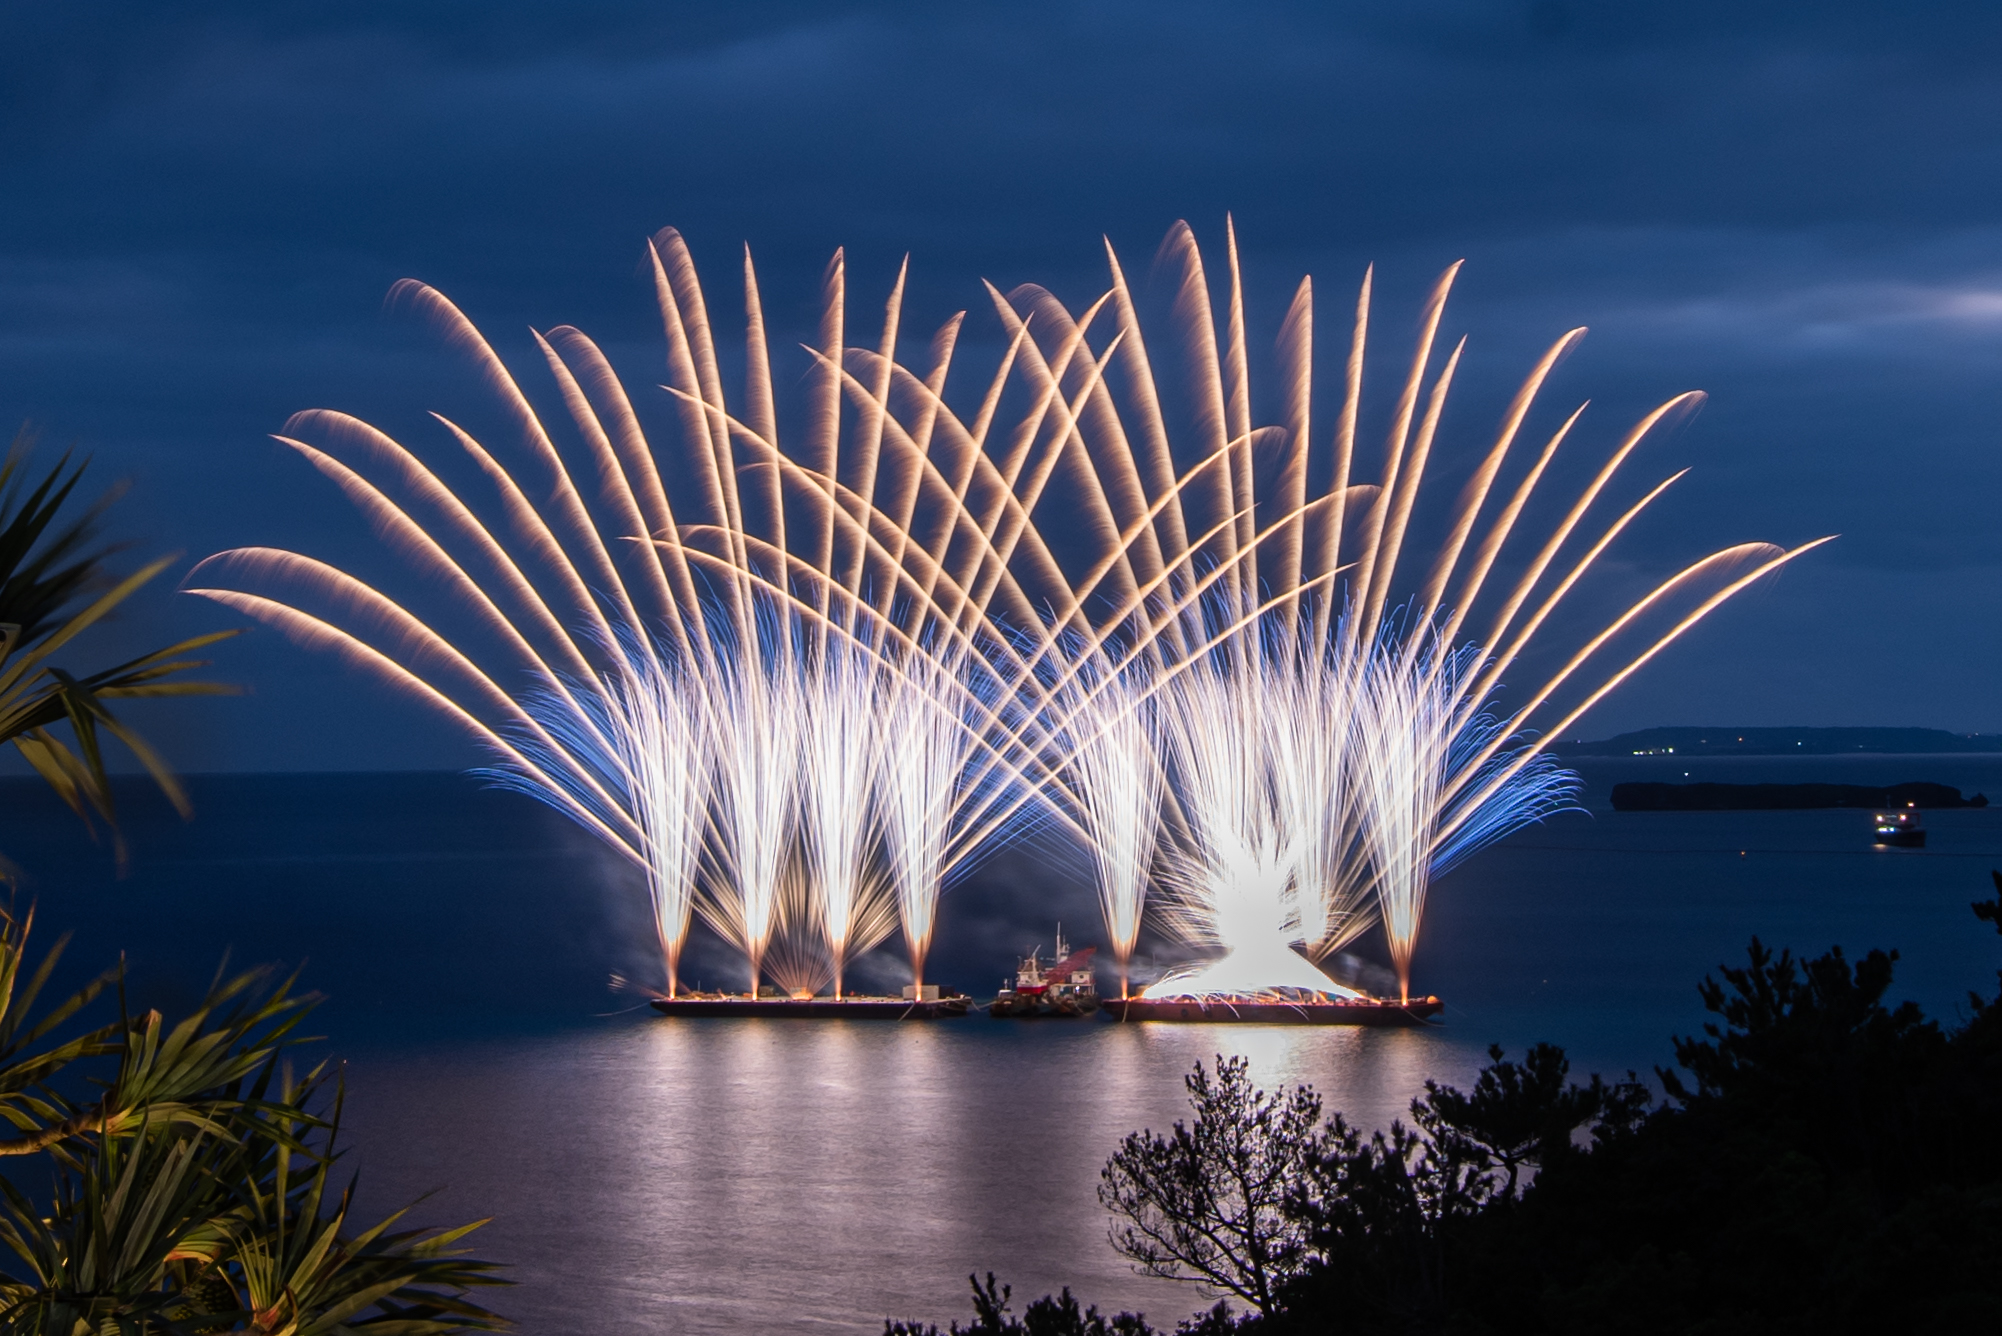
<box><xmin>1872</xmin><ymin>807</ymin><xmax>1926</xmax><ymax>848</ymax></box>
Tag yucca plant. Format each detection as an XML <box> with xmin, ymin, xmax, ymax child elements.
<box><xmin>0</xmin><ymin>438</ymin><xmax>499</xmax><ymax>1332</ymax></box>
<box><xmin>0</xmin><ymin>906</ymin><xmax>121</xmax><ymax>1153</ymax></box>
<box><xmin>0</xmin><ymin>949</ymin><xmax>315</xmax><ymax>1162</ymax></box>
<box><xmin>0</xmin><ymin>908</ymin><xmax>508</xmax><ymax>1335</ymax></box>
<box><xmin>0</xmin><ymin>436</ymin><xmax>236</xmax><ymax>859</ymax></box>
<box><xmin>0</xmin><ymin>1114</ymin><xmax>242</xmax><ymax>1335</ymax></box>
<box><xmin>219</xmin><ymin>1068</ymin><xmax>504</xmax><ymax>1336</ymax></box>
<box><xmin>0</xmin><ymin>435</ymin><xmax>123</xmax><ymax>653</ymax></box>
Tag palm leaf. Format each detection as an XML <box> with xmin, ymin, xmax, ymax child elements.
<box><xmin>0</xmin><ymin>436</ymin><xmax>126</xmax><ymax>650</ymax></box>
<box><xmin>0</xmin><ymin>591</ymin><xmax>238</xmax><ymax>855</ymax></box>
<box><xmin>0</xmin><ymin>444</ymin><xmax>241</xmax><ymax>860</ymax></box>
<box><xmin>0</xmin><ymin>905</ymin><xmax>509</xmax><ymax>1333</ymax></box>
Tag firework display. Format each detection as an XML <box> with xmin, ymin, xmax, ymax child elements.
<box><xmin>187</xmin><ymin>222</ymin><xmax>1826</xmax><ymax>1010</ymax></box>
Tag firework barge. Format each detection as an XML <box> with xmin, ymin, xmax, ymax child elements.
<box><xmin>1106</xmin><ymin>991</ymin><xmax>1442</xmax><ymax>1026</ymax></box>
<box><xmin>649</xmin><ymin>986</ymin><xmax>973</xmax><ymax>1019</ymax></box>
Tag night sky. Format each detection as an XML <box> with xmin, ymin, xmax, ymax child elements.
<box><xmin>5</xmin><ymin>1</ymin><xmax>1999</xmax><ymax>772</ymax></box>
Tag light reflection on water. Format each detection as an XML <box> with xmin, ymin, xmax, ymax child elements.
<box><xmin>342</xmin><ymin>1018</ymin><xmax>1483</xmax><ymax>1336</ymax></box>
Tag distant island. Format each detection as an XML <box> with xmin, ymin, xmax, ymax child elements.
<box><xmin>1611</xmin><ymin>780</ymin><xmax>1989</xmax><ymax>812</ymax></box>
<box><xmin>1551</xmin><ymin>726</ymin><xmax>2002</xmax><ymax>757</ymax></box>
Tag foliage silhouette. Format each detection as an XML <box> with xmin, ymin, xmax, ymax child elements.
<box><xmin>906</xmin><ymin>873</ymin><xmax>2002</xmax><ymax>1335</ymax></box>
<box><xmin>0</xmin><ymin>906</ymin><xmax>507</xmax><ymax>1335</ymax></box>
<box><xmin>0</xmin><ymin>438</ymin><xmax>234</xmax><ymax>861</ymax></box>
<box><xmin>886</xmin><ymin>1273</ymin><xmax>1152</xmax><ymax>1336</ymax></box>
<box><xmin>0</xmin><ymin>436</ymin><xmax>124</xmax><ymax>653</ymax></box>
<box><xmin>1098</xmin><ymin>1057</ymin><xmax>1320</xmax><ymax>1317</ymax></box>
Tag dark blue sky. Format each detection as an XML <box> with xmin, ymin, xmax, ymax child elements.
<box><xmin>5</xmin><ymin>1</ymin><xmax>1999</xmax><ymax>772</ymax></box>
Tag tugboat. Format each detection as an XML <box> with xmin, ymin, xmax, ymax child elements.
<box><xmin>1872</xmin><ymin>805</ymin><xmax>1926</xmax><ymax>848</ymax></box>
<box><xmin>990</xmin><ymin>927</ymin><xmax>1100</xmax><ymax>1018</ymax></box>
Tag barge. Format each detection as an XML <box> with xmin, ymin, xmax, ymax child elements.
<box><xmin>650</xmin><ymin>988</ymin><xmax>973</xmax><ymax>1019</ymax></box>
<box><xmin>1107</xmin><ymin>993</ymin><xmax>1442</xmax><ymax>1026</ymax></box>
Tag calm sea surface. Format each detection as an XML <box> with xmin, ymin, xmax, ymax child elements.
<box><xmin>4</xmin><ymin>755</ymin><xmax>2001</xmax><ymax>1334</ymax></box>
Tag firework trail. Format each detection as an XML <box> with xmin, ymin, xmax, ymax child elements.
<box><xmin>701</xmin><ymin>642</ymin><xmax>800</xmax><ymax>994</ymax></box>
<box><xmin>1052</xmin><ymin>653</ymin><xmax>1162</xmax><ymax>1000</ymax></box>
<box><xmin>796</xmin><ymin>640</ymin><xmax>897</xmax><ymax>999</ymax></box>
<box><xmin>587</xmin><ymin>663</ymin><xmax>709</xmax><ymax>998</ymax></box>
<box><xmin>876</xmin><ymin>649</ymin><xmax>972</xmax><ymax>991</ymax></box>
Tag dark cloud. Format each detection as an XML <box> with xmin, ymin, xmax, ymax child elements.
<box><xmin>2</xmin><ymin>0</ymin><xmax>1998</xmax><ymax>771</ymax></box>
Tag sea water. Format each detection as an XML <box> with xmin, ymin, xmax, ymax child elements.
<box><xmin>2</xmin><ymin>756</ymin><xmax>1998</xmax><ymax>1334</ymax></box>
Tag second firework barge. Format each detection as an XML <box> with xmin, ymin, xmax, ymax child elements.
<box><xmin>1107</xmin><ymin>993</ymin><xmax>1442</xmax><ymax>1026</ymax></box>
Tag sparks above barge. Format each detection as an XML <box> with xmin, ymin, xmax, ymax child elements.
<box><xmin>1108</xmin><ymin>990</ymin><xmax>1442</xmax><ymax>1025</ymax></box>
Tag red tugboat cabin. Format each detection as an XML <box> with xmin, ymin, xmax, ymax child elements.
<box><xmin>991</xmin><ymin>927</ymin><xmax>1101</xmax><ymax>1017</ymax></box>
